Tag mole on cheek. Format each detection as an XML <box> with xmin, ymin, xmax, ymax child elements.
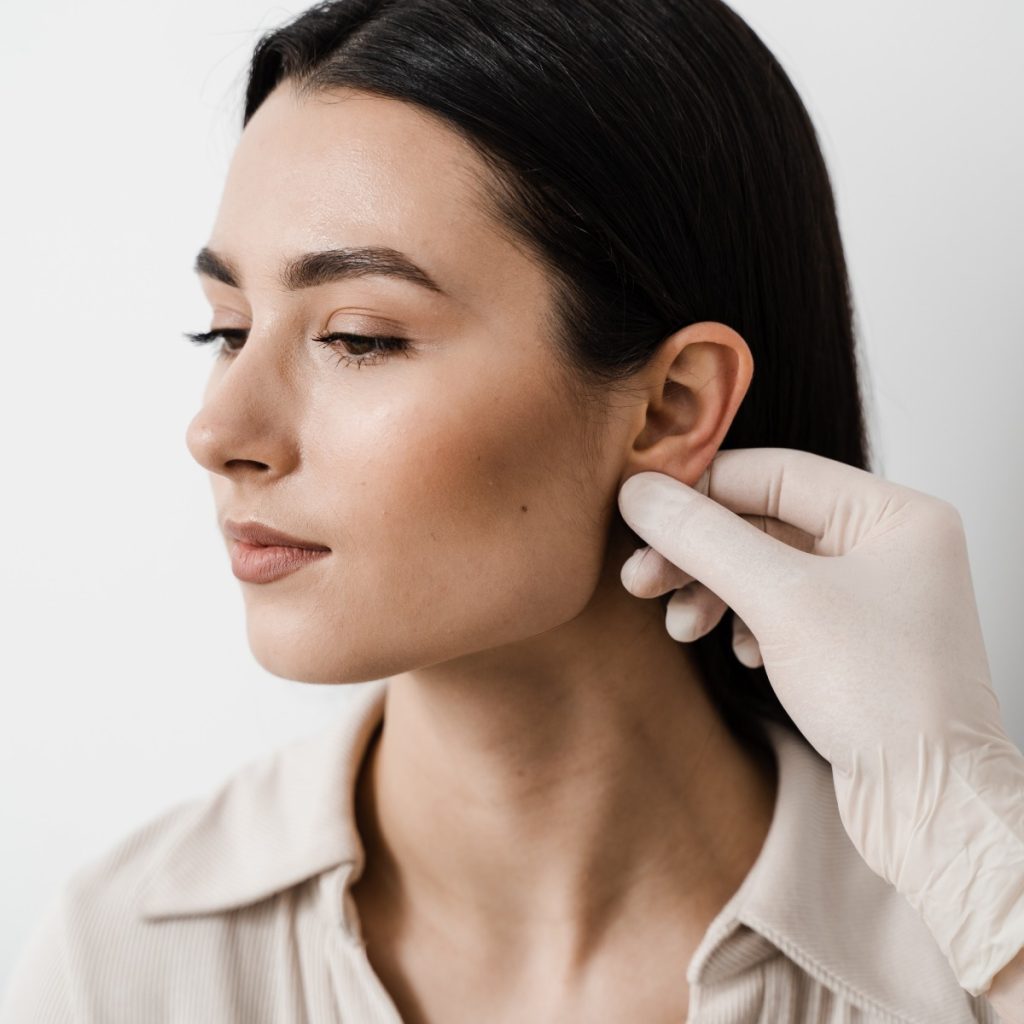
<box><xmin>521</xmin><ymin>505</ymin><xmax>528</xmax><ymax>512</ymax></box>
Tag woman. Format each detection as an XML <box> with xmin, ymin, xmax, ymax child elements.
<box><xmin>2</xmin><ymin>1</ymin><xmax>1019</xmax><ymax>1021</ymax></box>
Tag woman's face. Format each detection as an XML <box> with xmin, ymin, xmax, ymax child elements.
<box><xmin>186</xmin><ymin>82</ymin><xmax>635</xmax><ymax>683</ymax></box>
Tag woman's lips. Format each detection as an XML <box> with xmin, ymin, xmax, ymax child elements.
<box><xmin>229</xmin><ymin>539</ymin><xmax>330</xmax><ymax>584</ymax></box>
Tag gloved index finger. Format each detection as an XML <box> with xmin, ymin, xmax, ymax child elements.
<box><xmin>699</xmin><ymin>447</ymin><xmax>896</xmax><ymax>555</ymax></box>
<box><xmin>618</xmin><ymin>470</ymin><xmax>806</xmax><ymax>616</ymax></box>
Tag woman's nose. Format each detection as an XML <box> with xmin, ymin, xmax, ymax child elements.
<box><xmin>184</xmin><ymin>343</ymin><xmax>300</xmax><ymax>481</ymax></box>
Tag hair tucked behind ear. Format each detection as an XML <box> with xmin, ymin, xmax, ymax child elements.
<box><xmin>240</xmin><ymin>0</ymin><xmax>875</xmax><ymax>768</ymax></box>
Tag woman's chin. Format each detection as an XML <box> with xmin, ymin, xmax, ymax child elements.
<box><xmin>247</xmin><ymin>645</ymin><xmax>362</xmax><ymax>684</ymax></box>
<box><xmin>242</xmin><ymin>620</ymin><xmax>396</xmax><ymax>685</ymax></box>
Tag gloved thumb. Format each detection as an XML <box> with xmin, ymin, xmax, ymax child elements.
<box><xmin>617</xmin><ymin>469</ymin><xmax>806</xmax><ymax>626</ymax></box>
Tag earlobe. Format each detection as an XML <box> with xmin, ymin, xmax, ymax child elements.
<box><xmin>620</xmin><ymin>320</ymin><xmax>753</xmax><ymax>489</ymax></box>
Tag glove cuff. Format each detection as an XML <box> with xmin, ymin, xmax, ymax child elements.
<box><xmin>831</xmin><ymin>731</ymin><xmax>1024</xmax><ymax>996</ymax></box>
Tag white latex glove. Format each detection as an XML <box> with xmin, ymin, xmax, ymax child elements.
<box><xmin>617</xmin><ymin>447</ymin><xmax>1024</xmax><ymax>1003</ymax></box>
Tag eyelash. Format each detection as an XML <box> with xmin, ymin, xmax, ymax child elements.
<box><xmin>181</xmin><ymin>327</ymin><xmax>412</xmax><ymax>369</ymax></box>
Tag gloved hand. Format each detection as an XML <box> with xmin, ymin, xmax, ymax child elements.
<box><xmin>617</xmin><ymin>447</ymin><xmax>1024</xmax><ymax>1002</ymax></box>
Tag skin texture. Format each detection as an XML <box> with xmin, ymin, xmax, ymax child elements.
<box><xmin>185</xmin><ymin>80</ymin><xmax>777</xmax><ymax>1024</ymax></box>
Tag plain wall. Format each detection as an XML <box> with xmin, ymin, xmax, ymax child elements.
<box><xmin>2</xmin><ymin>0</ymin><xmax>1022</xmax><ymax>990</ymax></box>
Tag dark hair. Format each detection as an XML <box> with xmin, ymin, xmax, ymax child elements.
<box><xmin>240</xmin><ymin>0</ymin><xmax>875</xmax><ymax>769</ymax></box>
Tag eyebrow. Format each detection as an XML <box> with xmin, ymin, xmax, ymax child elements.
<box><xmin>193</xmin><ymin>245</ymin><xmax>449</xmax><ymax>297</ymax></box>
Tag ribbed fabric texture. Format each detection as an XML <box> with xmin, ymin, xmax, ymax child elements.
<box><xmin>0</xmin><ymin>679</ymin><xmax>1005</xmax><ymax>1023</ymax></box>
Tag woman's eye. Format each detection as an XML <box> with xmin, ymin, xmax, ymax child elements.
<box><xmin>183</xmin><ymin>327</ymin><xmax>248</xmax><ymax>355</ymax></box>
<box><xmin>181</xmin><ymin>328</ymin><xmax>412</xmax><ymax>369</ymax></box>
<box><xmin>310</xmin><ymin>330</ymin><xmax>412</xmax><ymax>369</ymax></box>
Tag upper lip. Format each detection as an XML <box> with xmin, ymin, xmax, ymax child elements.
<box><xmin>222</xmin><ymin>518</ymin><xmax>330</xmax><ymax>551</ymax></box>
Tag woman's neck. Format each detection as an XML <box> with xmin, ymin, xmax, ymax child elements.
<box><xmin>351</xmin><ymin>536</ymin><xmax>778</xmax><ymax>984</ymax></box>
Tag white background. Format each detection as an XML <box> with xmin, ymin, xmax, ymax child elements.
<box><xmin>1</xmin><ymin>0</ymin><xmax>1022</xmax><ymax>991</ymax></box>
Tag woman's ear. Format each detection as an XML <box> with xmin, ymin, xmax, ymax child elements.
<box><xmin>621</xmin><ymin>321</ymin><xmax>753</xmax><ymax>488</ymax></box>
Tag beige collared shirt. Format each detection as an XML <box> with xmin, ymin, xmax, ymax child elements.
<box><xmin>0</xmin><ymin>678</ymin><xmax>1002</xmax><ymax>1023</ymax></box>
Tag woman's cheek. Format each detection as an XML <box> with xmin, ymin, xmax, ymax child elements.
<box><xmin>306</xmin><ymin>363</ymin><xmax>607</xmax><ymax>665</ymax></box>
<box><xmin>372</xmin><ymin>422</ymin><xmax>601</xmax><ymax>651</ymax></box>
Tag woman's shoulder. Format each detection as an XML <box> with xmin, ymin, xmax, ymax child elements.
<box><xmin>1</xmin><ymin>684</ymin><xmax>391</xmax><ymax>1023</ymax></box>
<box><xmin>77</xmin><ymin>681</ymin><xmax>389</xmax><ymax>920</ymax></box>
<box><xmin>0</xmin><ymin>793</ymin><xmax>205</xmax><ymax>1024</ymax></box>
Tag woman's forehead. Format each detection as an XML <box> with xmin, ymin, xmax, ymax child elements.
<box><xmin>211</xmin><ymin>83</ymin><xmax>547</xmax><ymax>316</ymax></box>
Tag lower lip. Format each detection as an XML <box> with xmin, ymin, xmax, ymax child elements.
<box><xmin>229</xmin><ymin>540</ymin><xmax>330</xmax><ymax>583</ymax></box>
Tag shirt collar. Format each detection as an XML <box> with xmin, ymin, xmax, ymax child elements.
<box><xmin>137</xmin><ymin>680</ymin><xmax>975</xmax><ymax>1023</ymax></box>
<box><xmin>688</xmin><ymin>719</ymin><xmax>980</xmax><ymax>1024</ymax></box>
<box><xmin>136</xmin><ymin>677</ymin><xmax>387</xmax><ymax>925</ymax></box>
